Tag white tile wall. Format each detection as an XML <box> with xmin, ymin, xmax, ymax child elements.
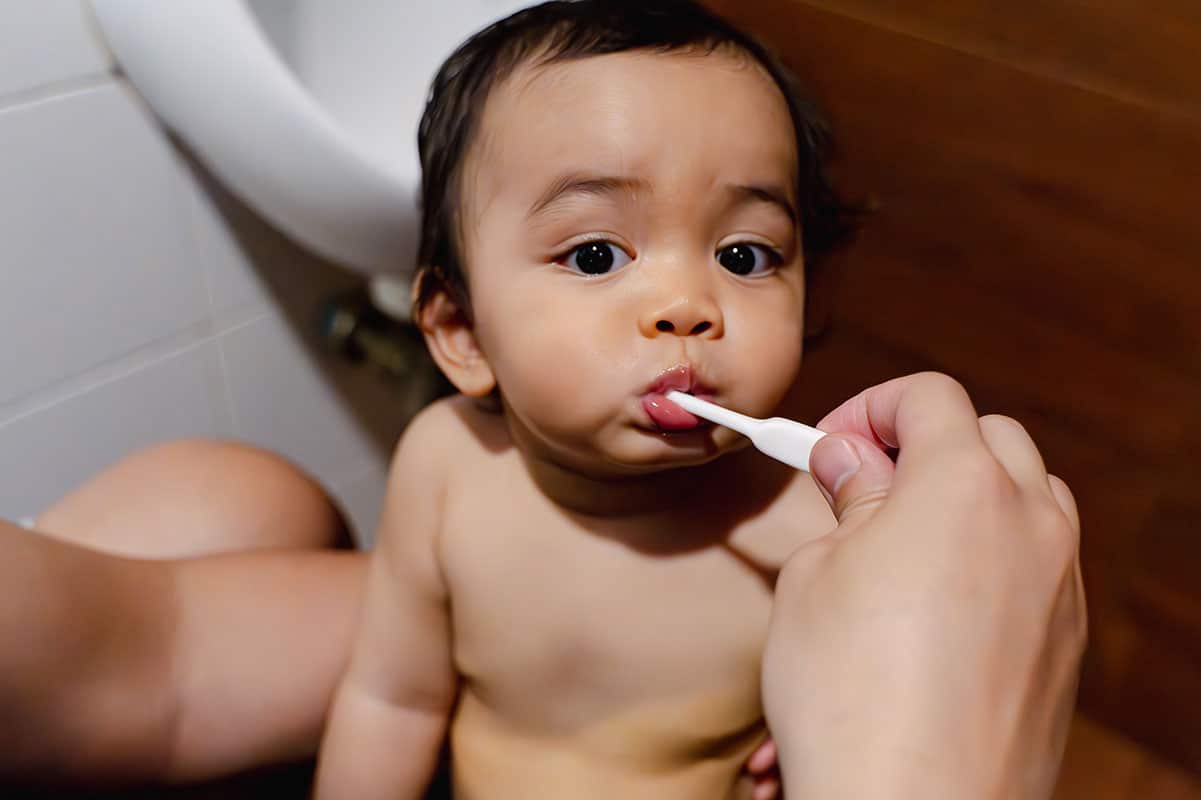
<box><xmin>182</xmin><ymin>158</ymin><xmax>274</xmax><ymax>317</ymax></box>
<box><xmin>0</xmin><ymin>340</ymin><xmax>231</xmax><ymax>520</ymax></box>
<box><xmin>0</xmin><ymin>83</ymin><xmax>208</xmax><ymax>407</ymax></box>
<box><xmin>0</xmin><ymin>1</ymin><xmax>111</xmax><ymax>98</ymax></box>
<box><xmin>220</xmin><ymin>313</ymin><xmax>385</xmax><ymax>490</ymax></box>
<box><xmin>0</xmin><ymin>7</ymin><xmax>421</xmax><ymax>545</ymax></box>
<box><xmin>331</xmin><ymin>464</ymin><xmax>389</xmax><ymax>548</ymax></box>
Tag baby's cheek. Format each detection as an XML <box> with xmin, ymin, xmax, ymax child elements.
<box><xmin>740</xmin><ymin>316</ymin><xmax>804</xmax><ymax>403</ymax></box>
<box><xmin>530</xmin><ymin>334</ymin><xmax>616</xmax><ymax>396</ymax></box>
<box><xmin>505</xmin><ymin>314</ymin><xmax>632</xmax><ymax>422</ymax></box>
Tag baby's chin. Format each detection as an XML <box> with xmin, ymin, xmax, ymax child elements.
<box><xmin>593</xmin><ymin>427</ymin><xmax>752</xmax><ymax>474</ymax></box>
<box><xmin>508</xmin><ymin>409</ymin><xmax>751</xmax><ymax>478</ymax></box>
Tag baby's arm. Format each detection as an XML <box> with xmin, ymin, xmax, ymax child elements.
<box><xmin>315</xmin><ymin>408</ymin><xmax>458</xmax><ymax>799</ymax></box>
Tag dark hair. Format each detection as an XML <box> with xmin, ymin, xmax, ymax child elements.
<box><xmin>414</xmin><ymin>0</ymin><xmax>858</xmax><ymax>316</ymax></box>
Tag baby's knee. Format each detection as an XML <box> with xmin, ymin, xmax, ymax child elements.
<box><xmin>38</xmin><ymin>438</ymin><xmax>352</xmax><ymax>558</ymax></box>
<box><xmin>146</xmin><ymin>438</ymin><xmax>353</xmax><ymax>551</ymax></box>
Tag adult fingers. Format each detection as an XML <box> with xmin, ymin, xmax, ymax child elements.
<box><xmin>1048</xmin><ymin>475</ymin><xmax>1081</xmax><ymax>536</ymax></box>
<box><xmin>746</xmin><ymin>737</ymin><xmax>776</xmax><ymax>773</ymax></box>
<box><xmin>1046</xmin><ymin>472</ymin><xmax>1087</xmax><ymax>651</ymax></box>
<box><xmin>977</xmin><ymin>414</ymin><xmax>1051</xmax><ymax>496</ymax></box>
<box><xmin>746</xmin><ymin>738</ymin><xmax>780</xmax><ymax>800</ymax></box>
<box><xmin>1073</xmin><ymin>557</ymin><xmax>1089</xmax><ymax>647</ymax></box>
<box><xmin>752</xmin><ymin>776</ymin><xmax>781</xmax><ymax>800</ymax></box>
<box><xmin>1051</xmin><ymin>472</ymin><xmax>1087</xmax><ymax>640</ymax></box>
<box><xmin>809</xmin><ymin>433</ymin><xmax>896</xmax><ymax>529</ymax></box>
<box><xmin>816</xmin><ymin>372</ymin><xmax>984</xmax><ymax>462</ymax></box>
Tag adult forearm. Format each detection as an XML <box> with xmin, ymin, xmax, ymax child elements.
<box><xmin>0</xmin><ymin>520</ymin><xmax>178</xmax><ymax>786</ymax></box>
<box><xmin>1</xmin><ymin>522</ymin><xmax>369</xmax><ymax>788</ymax></box>
<box><xmin>165</xmin><ymin>549</ymin><xmax>366</xmax><ymax>782</ymax></box>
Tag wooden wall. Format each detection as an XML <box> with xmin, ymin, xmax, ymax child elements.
<box><xmin>705</xmin><ymin>0</ymin><xmax>1201</xmax><ymax>776</ymax></box>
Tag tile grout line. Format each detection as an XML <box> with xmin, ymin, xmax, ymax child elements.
<box><xmin>215</xmin><ymin>332</ymin><xmax>244</xmax><ymax>438</ymax></box>
<box><xmin>0</xmin><ymin>311</ymin><xmax>270</xmax><ymax>433</ymax></box>
<box><xmin>175</xmin><ymin>132</ymin><xmax>245</xmax><ymax>439</ymax></box>
<box><xmin>0</xmin><ymin>72</ymin><xmax>115</xmax><ymax>115</ymax></box>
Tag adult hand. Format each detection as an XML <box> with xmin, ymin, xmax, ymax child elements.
<box><xmin>762</xmin><ymin>373</ymin><xmax>1086</xmax><ymax>799</ymax></box>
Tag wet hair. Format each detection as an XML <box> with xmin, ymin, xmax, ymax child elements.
<box><xmin>413</xmin><ymin>0</ymin><xmax>858</xmax><ymax>317</ymax></box>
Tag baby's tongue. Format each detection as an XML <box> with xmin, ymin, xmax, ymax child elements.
<box><xmin>642</xmin><ymin>393</ymin><xmax>701</xmax><ymax>431</ymax></box>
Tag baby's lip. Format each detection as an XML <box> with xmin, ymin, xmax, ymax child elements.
<box><xmin>641</xmin><ymin>365</ymin><xmax>715</xmax><ymax>431</ymax></box>
<box><xmin>644</xmin><ymin>364</ymin><xmax>714</xmax><ymax>397</ymax></box>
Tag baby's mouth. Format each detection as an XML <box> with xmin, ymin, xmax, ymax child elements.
<box><xmin>640</xmin><ymin>365</ymin><xmax>713</xmax><ymax>432</ymax></box>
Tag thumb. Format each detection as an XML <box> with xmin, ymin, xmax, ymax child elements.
<box><xmin>810</xmin><ymin>433</ymin><xmax>896</xmax><ymax>528</ymax></box>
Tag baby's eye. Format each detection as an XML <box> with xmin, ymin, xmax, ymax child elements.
<box><xmin>561</xmin><ymin>241</ymin><xmax>633</xmax><ymax>276</ymax></box>
<box><xmin>716</xmin><ymin>243</ymin><xmax>778</xmax><ymax>276</ymax></box>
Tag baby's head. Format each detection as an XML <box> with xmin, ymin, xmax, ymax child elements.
<box><xmin>414</xmin><ymin>0</ymin><xmax>854</xmax><ymax>478</ymax></box>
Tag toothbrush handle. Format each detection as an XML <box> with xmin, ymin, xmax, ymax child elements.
<box><xmin>666</xmin><ymin>391</ymin><xmax>759</xmax><ymax>437</ymax></box>
<box><xmin>751</xmin><ymin>418</ymin><xmax>826</xmax><ymax>472</ymax></box>
<box><xmin>665</xmin><ymin>391</ymin><xmax>825</xmax><ymax>472</ymax></box>
<box><xmin>690</xmin><ymin>403</ymin><xmax>758</xmax><ymax>437</ymax></box>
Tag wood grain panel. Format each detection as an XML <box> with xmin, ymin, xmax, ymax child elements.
<box><xmin>785</xmin><ymin>0</ymin><xmax>1201</xmax><ymax>122</ymax></box>
<box><xmin>706</xmin><ymin>0</ymin><xmax>1201</xmax><ymax>775</ymax></box>
<box><xmin>1055</xmin><ymin>714</ymin><xmax>1201</xmax><ymax>799</ymax></box>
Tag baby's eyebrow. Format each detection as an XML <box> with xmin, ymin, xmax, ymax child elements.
<box><xmin>525</xmin><ymin>173</ymin><xmax>797</xmax><ymax>225</ymax></box>
<box><xmin>727</xmin><ymin>183</ymin><xmax>797</xmax><ymax>224</ymax></box>
<box><xmin>527</xmin><ymin>172</ymin><xmax>647</xmax><ymax>219</ymax></box>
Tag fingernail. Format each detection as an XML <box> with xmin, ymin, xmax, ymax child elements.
<box><xmin>813</xmin><ymin>437</ymin><xmax>861</xmax><ymax>496</ymax></box>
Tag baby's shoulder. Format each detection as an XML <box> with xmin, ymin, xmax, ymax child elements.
<box><xmin>390</xmin><ymin>394</ymin><xmax>512</xmax><ymax>479</ymax></box>
<box><xmin>375</xmin><ymin>394</ymin><xmax>514</xmax><ymax>550</ymax></box>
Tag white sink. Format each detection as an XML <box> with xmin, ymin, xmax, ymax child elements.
<box><xmin>89</xmin><ymin>0</ymin><xmax>529</xmax><ymax>293</ymax></box>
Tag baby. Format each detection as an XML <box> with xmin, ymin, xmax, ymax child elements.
<box><xmin>316</xmin><ymin>1</ymin><xmax>855</xmax><ymax>797</ymax></box>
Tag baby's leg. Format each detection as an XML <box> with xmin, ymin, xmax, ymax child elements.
<box><xmin>34</xmin><ymin>438</ymin><xmax>353</xmax><ymax>558</ymax></box>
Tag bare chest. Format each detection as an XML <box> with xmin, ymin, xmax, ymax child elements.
<box><xmin>439</xmin><ymin>479</ymin><xmax>806</xmax><ymax>753</ymax></box>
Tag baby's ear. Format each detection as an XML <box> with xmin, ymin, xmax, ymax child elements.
<box><xmin>414</xmin><ymin>271</ymin><xmax>496</xmax><ymax>398</ymax></box>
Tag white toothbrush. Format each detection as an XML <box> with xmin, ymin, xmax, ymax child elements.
<box><xmin>665</xmin><ymin>391</ymin><xmax>826</xmax><ymax>472</ymax></box>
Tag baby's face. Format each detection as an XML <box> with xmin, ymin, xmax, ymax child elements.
<box><xmin>460</xmin><ymin>48</ymin><xmax>805</xmax><ymax>477</ymax></box>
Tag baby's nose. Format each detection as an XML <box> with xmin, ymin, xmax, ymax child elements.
<box><xmin>640</xmin><ymin>296</ymin><xmax>724</xmax><ymax>338</ymax></box>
